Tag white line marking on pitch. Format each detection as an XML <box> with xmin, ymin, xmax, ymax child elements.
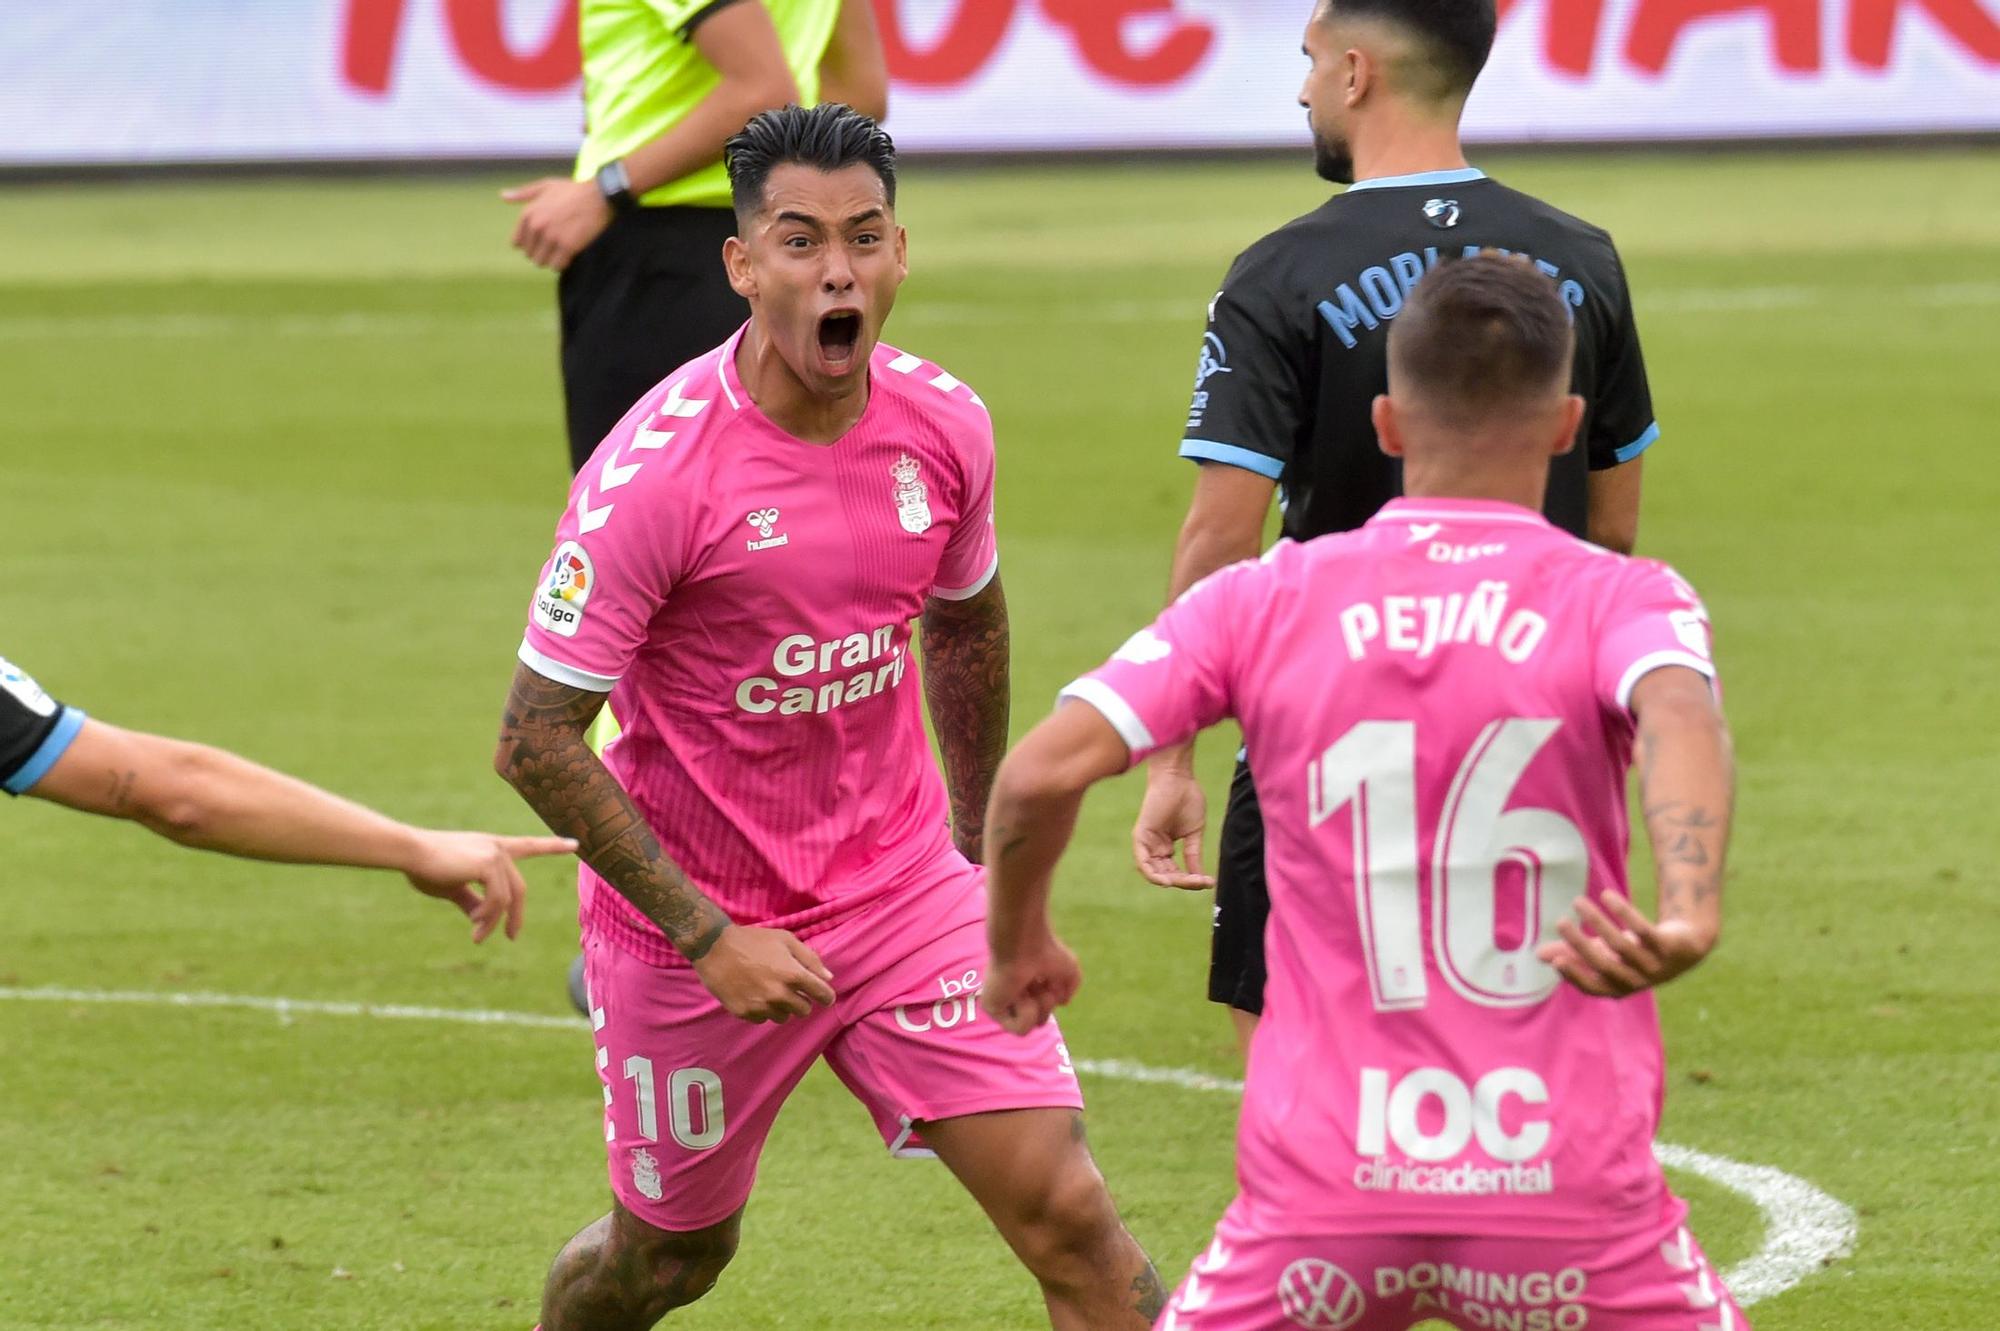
<box><xmin>0</xmin><ymin>282</ymin><xmax>1992</xmax><ymax>341</ymax></box>
<box><xmin>0</xmin><ymin>984</ymin><xmax>1855</xmax><ymax>1303</ymax></box>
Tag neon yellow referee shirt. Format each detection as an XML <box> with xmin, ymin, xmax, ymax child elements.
<box><xmin>574</xmin><ymin>0</ymin><xmax>840</xmax><ymax>210</ymax></box>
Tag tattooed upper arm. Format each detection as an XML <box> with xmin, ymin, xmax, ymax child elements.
<box><xmin>920</xmin><ymin>577</ymin><xmax>1011</xmax><ymax>860</ymax></box>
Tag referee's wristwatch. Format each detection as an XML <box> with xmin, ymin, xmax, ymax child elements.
<box><xmin>596</xmin><ymin>160</ymin><xmax>638</xmax><ymax>214</ymax></box>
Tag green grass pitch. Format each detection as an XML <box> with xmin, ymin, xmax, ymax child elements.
<box><xmin>1</xmin><ymin>148</ymin><xmax>1996</xmax><ymax>1329</ymax></box>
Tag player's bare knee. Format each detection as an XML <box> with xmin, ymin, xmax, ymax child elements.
<box><xmin>614</xmin><ymin>1208</ymin><xmax>740</xmax><ymax>1314</ymax></box>
<box><xmin>1008</xmin><ymin>1153</ymin><xmax>1128</xmax><ymax>1284</ymax></box>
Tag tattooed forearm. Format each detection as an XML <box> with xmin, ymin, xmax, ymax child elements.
<box><xmin>989</xmin><ymin>819</ymin><xmax>1030</xmax><ymax>864</ymax></box>
<box><xmin>1631</xmin><ymin>674</ymin><xmax>1734</xmax><ymax>931</ymax></box>
<box><xmin>1646</xmin><ymin>801</ymin><xmax>1724</xmax><ymax>922</ymax></box>
<box><xmin>1645</xmin><ymin>800</ymin><xmax>1718</xmax><ymax>865</ymax></box>
<box><xmin>494</xmin><ymin>663</ymin><xmax>729</xmax><ymax>957</ymax></box>
<box><xmin>920</xmin><ymin>577</ymin><xmax>1011</xmax><ymax>862</ymax></box>
<box><xmin>105</xmin><ymin>768</ymin><xmax>138</xmax><ymax>815</ymax></box>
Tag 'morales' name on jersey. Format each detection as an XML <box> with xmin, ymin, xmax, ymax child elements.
<box><xmin>1178</xmin><ymin>171</ymin><xmax>1658</xmax><ymax>542</ymax></box>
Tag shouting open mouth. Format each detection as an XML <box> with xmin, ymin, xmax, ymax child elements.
<box><xmin>816</xmin><ymin>308</ymin><xmax>863</xmax><ymax>374</ymax></box>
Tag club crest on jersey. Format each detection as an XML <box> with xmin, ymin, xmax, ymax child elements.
<box><xmin>891</xmin><ymin>454</ymin><xmax>932</xmax><ymax>534</ymax></box>
<box><xmin>629</xmin><ymin>1147</ymin><xmax>664</xmax><ymax>1202</ymax></box>
<box><xmin>746</xmin><ymin>507</ymin><xmax>789</xmax><ymax>552</ymax></box>
<box><xmin>532</xmin><ymin>541</ymin><xmax>594</xmax><ymax>639</ymax></box>
<box><xmin>1423</xmin><ymin>197</ymin><xmax>1461</xmax><ymax>229</ymax></box>
<box><xmin>1194</xmin><ymin>332</ymin><xmax>1233</xmax><ymax>388</ymax></box>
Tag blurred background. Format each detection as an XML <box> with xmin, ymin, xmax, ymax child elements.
<box><xmin>4</xmin><ymin>0</ymin><xmax>1999</xmax><ymax>165</ymax></box>
<box><xmin>2</xmin><ymin>4</ymin><xmax>1997</xmax><ymax>1330</ymax></box>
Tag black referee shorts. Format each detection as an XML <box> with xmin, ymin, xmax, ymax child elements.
<box><xmin>558</xmin><ymin>205</ymin><xmax>748</xmax><ymax>474</ymax></box>
<box><xmin>1208</xmin><ymin>758</ymin><xmax>1270</xmax><ymax>1015</ymax></box>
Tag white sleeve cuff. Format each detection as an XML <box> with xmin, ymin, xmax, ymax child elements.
<box><xmin>1614</xmin><ymin>650</ymin><xmax>1716</xmax><ymax>711</ymax></box>
<box><xmin>931</xmin><ymin>552</ymin><xmax>999</xmax><ymax>602</ymax></box>
<box><xmin>518</xmin><ymin>640</ymin><xmax>620</xmax><ymax>693</ymax></box>
<box><xmin>1056</xmin><ymin>677</ymin><xmax>1155</xmax><ymax>762</ymax></box>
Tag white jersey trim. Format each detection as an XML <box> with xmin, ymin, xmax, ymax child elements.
<box><xmin>517</xmin><ymin>640</ymin><xmax>620</xmax><ymax>694</ymax></box>
<box><xmin>1369</xmin><ymin>505</ymin><xmax>1551</xmax><ymax>529</ymax></box>
<box><xmin>1614</xmin><ymin>649</ymin><xmax>1717</xmax><ymax>711</ymax></box>
<box><xmin>931</xmin><ymin>553</ymin><xmax>999</xmax><ymax>602</ymax></box>
<box><xmin>1058</xmin><ymin>678</ymin><xmax>1155</xmax><ymax>761</ymax></box>
<box><xmin>716</xmin><ymin>328</ymin><xmax>745</xmax><ymax>411</ymax></box>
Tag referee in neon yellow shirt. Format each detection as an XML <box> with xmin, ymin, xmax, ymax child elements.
<box><xmin>505</xmin><ymin>0</ymin><xmax>887</xmax><ymax>472</ymax></box>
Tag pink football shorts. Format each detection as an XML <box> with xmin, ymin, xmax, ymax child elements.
<box><xmin>583</xmin><ymin>854</ymin><xmax>1083</xmax><ymax>1232</ymax></box>
<box><xmin>1158</xmin><ymin>1196</ymin><xmax>1749</xmax><ymax>1331</ymax></box>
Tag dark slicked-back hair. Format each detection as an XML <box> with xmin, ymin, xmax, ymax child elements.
<box><xmin>1321</xmin><ymin>0</ymin><xmax>1497</xmax><ymax>99</ymax></box>
<box><xmin>725</xmin><ymin>103</ymin><xmax>897</xmax><ymax>223</ymax></box>
<box><xmin>1389</xmin><ymin>254</ymin><xmax>1574</xmax><ymax>423</ymax></box>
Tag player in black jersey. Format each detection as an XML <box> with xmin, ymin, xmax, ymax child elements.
<box><xmin>1132</xmin><ymin>0</ymin><xmax>1661</xmax><ymax>1049</ymax></box>
<box><xmin>2</xmin><ymin>653</ymin><xmax>571</xmax><ymax>936</ymax></box>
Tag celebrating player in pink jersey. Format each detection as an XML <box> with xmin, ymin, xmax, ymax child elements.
<box><xmin>983</xmin><ymin>255</ymin><xmax>1744</xmax><ymax>1331</ymax></box>
<box><xmin>495</xmin><ymin>104</ymin><xmax>1164</xmax><ymax>1331</ymax></box>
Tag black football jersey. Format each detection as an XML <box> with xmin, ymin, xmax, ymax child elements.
<box><xmin>2</xmin><ymin>656</ymin><xmax>81</xmax><ymax>796</ymax></box>
<box><xmin>1180</xmin><ymin>168</ymin><xmax>1656</xmax><ymax>540</ymax></box>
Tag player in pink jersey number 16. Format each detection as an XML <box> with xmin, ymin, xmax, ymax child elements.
<box><xmin>984</xmin><ymin>255</ymin><xmax>1745</xmax><ymax>1331</ymax></box>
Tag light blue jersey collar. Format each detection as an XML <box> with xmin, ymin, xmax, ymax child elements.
<box><xmin>1344</xmin><ymin>166</ymin><xmax>1488</xmax><ymax>193</ymax></box>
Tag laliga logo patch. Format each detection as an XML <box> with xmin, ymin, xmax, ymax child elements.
<box><xmin>1423</xmin><ymin>197</ymin><xmax>1461</xmax><ymax>229</ymax></box>
<box><xmin>532</xmin><ymin>541</ymin><xmax>594</xmax><ymax>639</ymax></box>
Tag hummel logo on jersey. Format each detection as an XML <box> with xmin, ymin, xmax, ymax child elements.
<box><xmin>1407</xmin><ymin>523</ymin><xmax>1443</xmax><ymax>541</ymax></box>
<box><xmin>892</xmin><ymin>454</ymin><xmax>932</xmax><ymax>534</ymax></box>
<box><xmin>1424</xmin><ymin>197</ymin><xmax>1461</xmax><ymax>229</ymax></box>
<box><xmin>746</xmin><ymin>508</ymin><xmax>788</xmax><ymax>552</ymax></box>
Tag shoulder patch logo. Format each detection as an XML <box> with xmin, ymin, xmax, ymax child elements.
<box><xmin>1195</xmin><ymin>332</ymin><xmax>1232</xmax><ymax>388</ymax></box>
<box><xmin>1423</xmin><ymin>197</ymin><xmax>1461</xmax><ymax>229</ymax></box>
<box><xmin>891</xmin><ymin>454</ymin><xmax>932</xmax><ymax>534</ymax></box>
<box><xmin>0</xmin><ymin>657</ymin><xmax>58</xmax><ymax>719</ymax></box>
<box><xmin>532</xmin><ymin>541</ymin><xmax>594</xmax><ymax>639</ymax></box>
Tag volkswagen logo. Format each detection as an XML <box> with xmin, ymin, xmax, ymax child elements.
<box><xmin>1276</xmin><ymin>1258</ymin><xmax>1365</xmax><ymax>1330</ymax></box>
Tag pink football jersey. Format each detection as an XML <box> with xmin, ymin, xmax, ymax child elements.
<box><xmin>1067</xmin><ymin>497</ymin><xmax>1718</xmax><ymax>1239</ymax></box>
<box><xmin>519</xmin><ymin>329</ymin><xmax>1000</xmax><ymax>964</ymax></box>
